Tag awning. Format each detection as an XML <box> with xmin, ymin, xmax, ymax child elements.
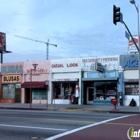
<box><xmin>21</xmin><ymin>81</ymin><xmax>48</xmax><ymax>88</ymax></box>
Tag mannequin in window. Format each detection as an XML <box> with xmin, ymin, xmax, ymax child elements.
<box><xmin>61</xmin><ymin>86</ymin><xmax>64</xmax><ymax>98</ymax></box>
<box><xmin>74</xmin><ymin>84</ymin><xmax>79</xmax><ymax>104</ymax></box>
<box><xmin>65</xmin><ymin>86</ymin><xmax>69</xmax><ymax>98</ymax></box>
<box><xmin>69</xmin><ymin>85</ymin><xmax>72</xmax><ymax>94</ymax></box>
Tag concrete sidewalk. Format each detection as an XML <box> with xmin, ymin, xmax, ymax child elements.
<box><xmin>0</xmin><ymin>103</ymin><xmax>139</xmax><ymax>114</ymax></box>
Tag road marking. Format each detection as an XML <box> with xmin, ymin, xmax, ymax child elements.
<box><xmin>0</xmin><ymin>124</ymin><xmax>67</xmax><ymax>131</ymax></box>
<box><xmin>46</xmin><ymin>114</ymin><xmax>137</xmax><ymax>140</ymax></box>
<box><xmin>106</xmin><ymin>122</ymin><xmax>140</xmax><ymax>127</ymax></box>
<box><xmin>0</xmin><ymin>115</ymin><xmax>97</xmax><ymax>124</ymax></box>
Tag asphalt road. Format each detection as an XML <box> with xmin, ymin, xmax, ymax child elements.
<box><xmin>0</xmin><ymin>109</ymin><xmax>129</xmax><ymax>140</ymax></box>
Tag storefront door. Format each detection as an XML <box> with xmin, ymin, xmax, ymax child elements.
<box><xmin>86</xmin><ymin>87</ymin><xmax>94</xmax><ymax>104</ymax></box>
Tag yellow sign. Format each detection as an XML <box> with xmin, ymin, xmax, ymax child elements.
<box><xmin>2</xmin><ymin>75</ymin><xmax>22</xmax><ymax>83</ymax></box>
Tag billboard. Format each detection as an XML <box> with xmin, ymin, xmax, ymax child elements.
<box><xmin>0</xmin><ymin>32</ymin><xmax>6</xmax><ymax>51</ymax></box>
<box><xmin>128</xmin><ymin>35</ymin><xmax>139</xmax><ymax>53</ymax></box>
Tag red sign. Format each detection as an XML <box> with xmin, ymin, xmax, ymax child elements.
<box><xmin>129</xmin><ymin>38</ymin><xmax>138</xmax><ymax>46</ymax></box>
<box><xmin>0</xmin><ymin>32</ymin><xmax>6</xmax><ymax>51</ymax></box>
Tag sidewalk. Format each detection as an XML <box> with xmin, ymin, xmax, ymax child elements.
<box><xmin>0</xmin><ymin>103</ymin><xmax>139</xmax><ymax>114</ymax></box>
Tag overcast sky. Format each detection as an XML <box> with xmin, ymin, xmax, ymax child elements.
<box><xmin>0</xmin><ymin>0</ymin><xmax>140</xmax><ymax>63</ymax></box>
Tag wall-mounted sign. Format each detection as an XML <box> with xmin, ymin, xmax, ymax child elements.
<box><xmin>82</xmin><ymin>56</ymin><xmax>119</xmax><ymax>71</ymax></box>
<box><xmin>2</xmin><ymin>75</ymin><xmax>22</xmax><ymax>83</ymax></box>
<box><xmin>95</xmin><ymin>62</ymin><xmax>105</xmax><ymax>72</ymax></box>
<box><xmin>26</xmin><ymin>68</ymin><xmax>48</xmax><ymax>74</ymax></box>
<box><xmin>1</xmin><ymin>65</ymin><xmax>23</xmax><ymax>74</ymax></box>
<box><xmin>120</xmin><ymin>54</ymin><xmax>138</xmax><ymax>69</ymax></box>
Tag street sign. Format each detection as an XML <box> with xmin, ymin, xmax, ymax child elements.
<box><xmin>125</xmin><ymin>31</ymin><xmax>130</xmax><ymax>40</ymax></box>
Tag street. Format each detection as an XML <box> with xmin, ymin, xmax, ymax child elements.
<box><xmin>0</xmin><ymin>109</ymin><xmax>130</xmax><ymax>140</ymax></box>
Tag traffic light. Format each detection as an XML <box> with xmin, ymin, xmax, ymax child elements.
<box><xmin>113</xmin><ymin>5</ymin><xmax>121</xmax><ymax>25</ymax></box>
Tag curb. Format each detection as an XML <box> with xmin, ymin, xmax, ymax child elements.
<box><xmin>0</xmin><ymin>107</ymin><xmax>139</xmax><ymax>114</ymax></box>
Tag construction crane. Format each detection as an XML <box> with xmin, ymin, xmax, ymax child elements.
<box><xmin>15</xmin><ymin>35</ymin><xmax>57</xmax><ymax>60</ymax></box>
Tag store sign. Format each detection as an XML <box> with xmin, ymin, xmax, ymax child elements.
<box><xmin>2</xmin><ymin>75</ymin><xmax>22</xmax><ymax>83</ymax></box>
<box><xmin>52</xmin><ymin>78</ymin><xmax>78</xmax><ymax>81</ymax></box>
<box><xmin>82</xmin><ymin>56</ymin><xmax>119</xmax><ymax>71</ymax></box>
<box><xmin>120</xmin><ymin>54</ymin><xmax>138</xmax><ymax>69</ymax></box>
<box><xmin>95</xmin><ymin>62</ymin><xmax>105</xmax><ymax>72</ymax></box>
<box><xmin>26</xmin><ymin>68</ymin><xmax>48</xmax><ymax>74</ymax></box>
<box><xmin>1</xmin><ymin>65</ymin><xmax>23</xmax><ymax>74</ymax></box>
<box><xmin>51</xmin><ymin>63</ymin><xmax>79</xmax><ymax>68</ymax></box>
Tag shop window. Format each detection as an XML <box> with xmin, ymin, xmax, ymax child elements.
<box><xmin>2</xmin><ymin>84</ymin><xmax>15</xmax><ymax>99</ymax></box>
<box><xmin>94</xmin><ymin>82</ymin><xmax>117</xmax><ymax>100</ymax></box>
<box><xmin>125</xmin><ymin>83</ymin><xmax>138</xmax><ymax>95</ymax></box>
<box><xmin>32</xmin><ymin>88</ymin><xmax>47</xmax><ymax>99</ymax></box>
<box><xmin>53</xmin><ymin>82</ymin><xmax>76</xmax><ymax>99</ymax></box>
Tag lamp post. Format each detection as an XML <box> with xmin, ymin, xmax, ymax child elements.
<box><xmin>30</xmin><ymin>63</ymin><xmax>38</xmax><ymax>109</ymax></box>
<box><xmin>130</xmin><ymin>0</ymin><xmax>140</xmax><ymax>112</ymax></box>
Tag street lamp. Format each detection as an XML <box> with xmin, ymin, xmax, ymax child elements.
<box><xmin>130</xmin><ymin>0</ymin><xmax>140</xmax><ymax>112</ymax></box>
<box><xmin>30</xmin><ymin>63</ymin><xmax>38</xmax><ymax>108</ymax></box>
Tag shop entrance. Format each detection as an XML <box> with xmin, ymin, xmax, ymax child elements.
<box><xmin>86</xmin><ymin>87</ymin><xmax>94</xmax><ymax>104</ymax></box>
<box><xmin>25</xmin><ymin>88</ymin><xmax>30</xmax><ymax>103</ymax></box>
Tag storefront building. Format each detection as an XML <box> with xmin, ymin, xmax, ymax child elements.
<box><xmin>50</xmin><ymin>58</ymin><xmax>81</xmax><ymax>104</ymax></box>
<box><xmin>81</xmin><ymin>55</ymin><xmax>123</xmax><ymax>105</ymax></box>
<box><xmin>120</xmin><ymin>54</ymin><xmax>139</xmax><ymax>106</ymax></box>
<box><xmin>21</xmin><ymin>60</ymin><xmax>50</xmax><ymax>104</ymax></box>
<box><xmin>1</xmin><ymin>62</ymin><xmax>23</xmax><ymax>103</ymax></box>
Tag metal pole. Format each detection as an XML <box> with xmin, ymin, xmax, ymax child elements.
<box><xmin>136</xmin><ymin>5</ymin><xmax>140</xmax><ymax>113</ymax></box>
<box><xmin>30</xmin><ymin>69</ymin><xmax>32</xmax><ymax>108</ymax></box>
<box><xmin>46</xmin><ymin>39</ymin><xmax>49</xmax><ymax>60</ymax></box>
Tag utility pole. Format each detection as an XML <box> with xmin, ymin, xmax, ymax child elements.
<box><xmin>15</xmin><ymin>35</ymin><xmax>57</xmax><ymax>60</ymax></box>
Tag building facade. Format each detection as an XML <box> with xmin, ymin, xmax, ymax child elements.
<box><xmin>120</xmin><ymin>54</ymin><xmax>139</xmax><ymax>106</ymax></box>
<box><xmin>21</xmin><ymin>60</ymin><xmax>50</xmax><ymax>104</ymax></box>
<box><xmin>1</xmin><ymin>54</ymin><xmax>139</xmax><ymax>106</ymax></box>
<box><xmin>81</xmin><ymin>55</ymin><xmax>123</xmax><ymax>105</ymax></box>
<box><xmin>50</xmin><ymin>58</ymin><xmax>81</xmax><ymax>104</ymax></box>
<box><xmin>1</xmin><ymin>62</ymin><xmax>23</xmax><ymax>103</ymax></box>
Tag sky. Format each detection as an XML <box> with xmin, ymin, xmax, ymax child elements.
<box><xmin>0</xmin><ymin>0</ymin><xmax>140</xmax><ymax>63</ymax></box>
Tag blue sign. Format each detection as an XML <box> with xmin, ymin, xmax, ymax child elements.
<box><xmin>124</xmin><ymin>59</ymin><xmax>138</xmax><ymax>68</ymax></box>
<box><xmin>125</xmin><ymin>31</ymin><xmax>130</xmax><ymax>40</ymax></box>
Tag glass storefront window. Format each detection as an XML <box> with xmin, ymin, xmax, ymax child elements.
<box><xmin>2</xmin><ymin>84</ymin><xmax>15</xmax><ymax>99</ymax></box>
<box><xmin>125</xmin><ymin>83</ymin><xmax>138</xmax><ymax>95</ymax></box>
<box><xmin>32</xmin><ymin>88</ymin><xmax>47</xmax><ymax>99</ymax></box>
<box><xmin>53</xmin><ymin>82</ymin><xmax>76</xmax><ymax>99</ymax></box>
<box><xmin>94</xmin><ymin>82</ymin><xmax>117</xmax><ymax>100</ymax></box>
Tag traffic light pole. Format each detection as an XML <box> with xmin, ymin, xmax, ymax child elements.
<box><xmin>122</xmin><ymin>20</ymin><xmax>140</xmax><ymax>112</ymax></box>
<box><xmin>122</xmin><ymin>21</ymin><xmax>139</xmax><ymax>51</ymax></box>
<box><xmin>113</xmin><ymin>4</ymin><xmax>140</xmax><ymax>112</ymax></box>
